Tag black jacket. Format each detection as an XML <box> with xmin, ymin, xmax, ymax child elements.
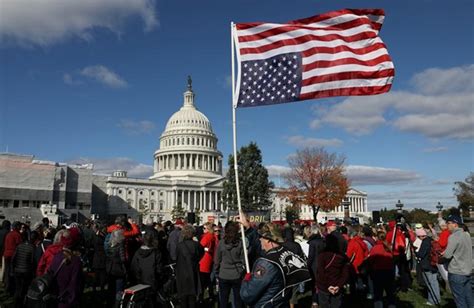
<box><xmin>416</xmin><ymin>237</ymin><xmax>437</xmax><ymax>273</ymax></box>
<box><xmin>176</xmin><ymin>239</ymin><xmax>204</xmax><ymax>296</ymax></box>
<box><xmin>106</xmin><ymin>244</ymin><xmax>127</xmax><ymax>277</ymax></box>
<box><xmin>214</xmin><ymin>240</ymin><xmax>245</xmax><ymax>280</ymax></box>
<box><xmin>131</xmin><ymin>246</ymin><xmax>163</xmax><ymax>291</ymax></box>
<box><xmin>307</xmin><ymin>234</ymin><xmax>325</xmax><ymax>280</ymax></box>
<box><xmin>12</xmin><ymin>242</ymin><xmax>35</xmax><ymax>274</ymax></box>
<box><xmin>92</xmin><ymin>232</ymin><xmax>106</xmax><ymax>270</ymax></box>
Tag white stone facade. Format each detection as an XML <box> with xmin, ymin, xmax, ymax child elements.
<box><xmin>104</xmin><ymin>79</ymin><xmax>225</xmax><ymax>223</ymax></box>
<box><xmin>271</xmin><ymin>188</ymin><xmax>371</xmax><ymax>224</ymax></box>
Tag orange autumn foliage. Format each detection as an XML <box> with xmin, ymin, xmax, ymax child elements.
<box><xmin>280</xmin><ymin>147</ymin><xmax>349</xmax><ymax>219</ymax></box>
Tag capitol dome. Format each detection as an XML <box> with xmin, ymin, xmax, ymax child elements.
<box><xmin>150</xmin><ymin>77</ymin><xmax>223</xmax><ymax>180</ymax></box>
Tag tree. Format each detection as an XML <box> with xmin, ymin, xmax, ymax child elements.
<box><xmin>379</xmin><ymin>208</ymin><xmax>399</xmax><ymax>223</ymax></box>
<box><xmin>281</xmin><ymin>147</ymin><xmax>349</xmax><ymax>222</ymax></box>
<box><xmin>285</xmin><ymin>205</ymin><xmax>300</xmax><ymax>224</ymax></box>
<box><xmin>171</xmin><ymin>203</ymin><xmax>185</xmax><ymax>220</ymax></box>
<box><xmin>453</xmin><ymin>172</ymin><xmax>474</xmax><ymax>217</ymax></box>
<box><xmin>405</xmin><ymin>208</ymin><xmax>437</xmax><ymax>224</ymax></box>
<box><xmin>223</xmin><ymin>142</ymin><xmax>274</xmax><ymax>211</ymax></box>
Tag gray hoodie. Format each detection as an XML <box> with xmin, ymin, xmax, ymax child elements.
<box><xmin>214</xmin><ymin>240</ymin><xmax>245</xmax><ymax>280</ymax></box>
<box><xmin>443</xmin><ymin>227</ymin><xmax>472</xmax><ymax>276</ymax></box>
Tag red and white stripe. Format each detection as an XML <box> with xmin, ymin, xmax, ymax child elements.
<box><xmin>234</xmin><ymin>9</ymin><xmax>394</xmax><ymax>101</ymax></box>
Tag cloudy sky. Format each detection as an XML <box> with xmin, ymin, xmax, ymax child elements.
<box><xmin>1</xmin><ymin>0</ymin><xmax>472</xmax><ymax>211</ymax></box>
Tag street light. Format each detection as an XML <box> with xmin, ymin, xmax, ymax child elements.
<box><xmin>436</xmin><ymin>202</ymin><xmax>443</xmax><ymax>212</ymax></box>
<box><xmin>395</xmin><ymin>200</ymin><xmax>404</xmax><ymax>213</ymax></box>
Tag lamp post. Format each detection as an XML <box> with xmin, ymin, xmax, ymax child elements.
<box><xmin>436</xmin><ymin>202</ymin><xmax>443</xmax><ymax>213</ymax></box>
<box><xmin>342</xmin><ymin>197</ymin><xmax>351</xmax><ymax>221</ymax></box>
<box><xmin>396</xmin><ymin>200</ymin><xmax>404</xmax><ymax>214</ymax></box>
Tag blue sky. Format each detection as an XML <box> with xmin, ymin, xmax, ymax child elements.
<box><xmin>1</xmin><ymin>0</ymin><xmax>473</xmax><ymax>211</ymax></box>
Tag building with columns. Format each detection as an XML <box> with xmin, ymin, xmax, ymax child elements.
<box><xmin>0</xmin><ymin>78</ymin><xmax>371</xmax><ymax>224</ymax></box>
<box><xmin>271</xmin><ymin>188</ymin><xmax>371</xmax><ymax>224</ymax></box>
<box><xmin>105</xmin><ymin>78</ymin><xmax>225</xmax><ymax>222</ymax></box>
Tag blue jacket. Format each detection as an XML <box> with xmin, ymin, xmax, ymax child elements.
<box><xmin>240</xmin><ymin>253</ymin><xmax>290</xmax><ymax>308</ymax></box>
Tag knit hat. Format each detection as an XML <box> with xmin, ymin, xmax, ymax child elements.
<box><xmin>259</xmin><ymin>223</ymin><xmax>284</xmax><ymax>243</ymax></box>
<box><xmin>415</xmin><ymin>223</ymin><xmax>423</xmax><ymax>229</ymax></box>
<box><xmin>174</xmin><ymin>219</ymin><xmax>184</xmax><ymax>228</ymax></box>
<box><xmin>326</xmin><ymin>220</ymin><xmax>336</xmax><ymax>228</ymax></box>
<box><xmin>415</xmin><ymin>228</ymin><xmax>427</xmax><ymax>237</ymax></box>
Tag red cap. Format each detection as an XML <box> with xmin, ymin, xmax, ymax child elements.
<box><xmin>174</xmin><ymin>219</ymin><xmax>184</xmax><ymax>227</ymax></box>
<box><xmin>326</xmin><ymin>220</ymin><xmax>336</xmax><ymax>227</ymax></box>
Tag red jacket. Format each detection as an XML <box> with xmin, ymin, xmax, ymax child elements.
<box><xmin>386</xmin><ymin>227</ymin><xmax>406</xmax><ymax>256</ymax></box>
<box><xmin>36</xmin><ymin>243</ymin><xmax>64</xmax><ymax>276</ymax></box>
<box><xmin>3</xmin><ymin>230</ymin><xmax>22</xmax><ymax>258</ymax></box>
<box><xmin>368</xmin><ymin>240</ymin><xmax>394</xmax><ymax>271</ymax></box>
<box><xmin>438</xmin><ymin>229</ymin><xmax>450</xmax><ymax>250</ymax></box>
<box><xmin>107</xmin><ymin>223</ymin><xmax>140</xmax><ymax>238</ymax></box>
<box><xmin>199</xmin><ymin>232</ymin><xmax>216</xmax><ymax>273</ymax></box>
<box><xmin>346</xmin><ymin>236</ymin><xmax>369</xmax><ymax>274</ymax></box>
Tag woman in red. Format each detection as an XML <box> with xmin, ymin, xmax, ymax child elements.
<box><xmin>199</xmin><ymin>222</ymin><xmax>217</xmax><ymax>302</ymax></box>
<box><xmin>368</xmin><ymin>231</ymin><xmax>396</xmax><ymax>308</ymax></box>
<box><xmin>346</xmin><ymin>226</ymin><xmax>369</xmax><ymax>297</ymax></box>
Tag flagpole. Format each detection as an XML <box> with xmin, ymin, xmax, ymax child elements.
<box><xmin>231</xmin><ymin>22</ymin><xmax>250</xmax><ymax>273</ymax></box>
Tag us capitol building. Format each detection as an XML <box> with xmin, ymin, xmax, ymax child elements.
<box><xmin>0</xmin><ymin>78</ymin><xmax>370</xmax><ymax>224</ymax></box>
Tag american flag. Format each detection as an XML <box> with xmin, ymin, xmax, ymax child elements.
<box><xmin>233</xmin><ymin>9</ymin><xmax>394</xmax><ymax>108</ymax></box>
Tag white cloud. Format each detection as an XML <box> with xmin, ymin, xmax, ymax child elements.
<box><xmin>310</xmin><ymin>65</ymin><xmax>474</xmax><ymax>140</ymax></box>
<box><xmin>117</xmin><ymin>119</ymin><xmax>155</xmax><ymax>135</ymax></box>
<box><xmin>422</xmin><ymin>146</ymin><xmax>448</xmax><ymax>153</ymax></box>
<box><xmin>266</xmin><ymin>165</ymin><xmax>290</xmax><ymax>177</ymax></box>
<box><xmin>63</xmin><ymin>73</ymin><xmax>82</xmax><ymax>86</ymax></box>
<box><xmin>346</xmin><ymin>165</ymin><xmax>421</xmax><ymax>185</ymax></box>
<box><xmin>367</xmin><ymin>189</ymin><xmax>457</xmax><ymax>211</ymax></box>
<box><xmin>263</xmin><ymin>163</ymin><xmax>456</xmax><ymax>211</ymax></box>
<box><xmin>432</xmin><ymin>179</ymin><xmax>452</xmax><ymax>185</ymax></box>
<box><xmin>0</xmin><ymin>0</ymin><xmax>158</xmax><ymax>47</ymax></box>
<box><xmin>286</xmin><ymin>135</ymin><xmax>343</xmax><ymax>148</ymax></box>
<box><xmin>68</xmin><ymin>157</ymin><xmax>153</xmax><ymax>178</ymax></box>
<box><xmin>81</xmin><ymin>65</ymin><xmax>127</xmax><ymax>88</ymax></box>
<box><xmin>411</xmin><ymin>65</ymin><xmax>474</xmax><ymax>95</ymax></box>
<box><xmin>265</xmin><ymin>163</ymin><xmax>420</xmax><ymax>186</ymax></box>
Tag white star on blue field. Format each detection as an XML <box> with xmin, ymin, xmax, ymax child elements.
<box><xmin>1</xmin><ymin>0</ymin><xmax>473</xmax><ymax>211</ymax></box>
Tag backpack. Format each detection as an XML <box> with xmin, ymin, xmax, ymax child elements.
<box><xmin>25</xmin><ymin>256</ymin><xmax>67</xmax><ymax>307</ymax></box>
<box><xmin>430</xmin><ymin>240</ymin><xmax>443</xmax><ymax>266</ymax></box>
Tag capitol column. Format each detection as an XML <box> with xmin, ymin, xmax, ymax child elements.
<box><xmin>187</xmin><ymin>191</ymin><xmax>191</xmax><ymax>211</ymax></box>
<box><xmin>204</xmin><ymin>190</ymin><xmax>207</xmax><ymax>211</ymax></box>
<box><xmin>193</xmin><ymin>191</ymin><xmax>197</xmax><ymax>211</ymax></box>
<box><xmin>200</xmin><ymin>191</ymin><xmax>203</xmax><ymax>211</ymax></box>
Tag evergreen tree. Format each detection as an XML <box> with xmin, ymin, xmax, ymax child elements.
<box><xmin>223</xmin><ymin>142</ymin><xmax>274</xmax><ymax>211</ymax></box>
<box><xmin>171</xmin><ymin>203</ymin><xmax>186</xmax><ymax>220</ymax></box>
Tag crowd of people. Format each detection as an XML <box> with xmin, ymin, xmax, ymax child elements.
<box><xmin>0</xmin><ymin>211</ymin><xmax>472</xmax><ymax>308</ymax></box>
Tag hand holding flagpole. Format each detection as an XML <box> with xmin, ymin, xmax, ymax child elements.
<box><xmin>231</xmin><ymin>22</ymin><xmax>251</xmax><ymax>274</ymax></box>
